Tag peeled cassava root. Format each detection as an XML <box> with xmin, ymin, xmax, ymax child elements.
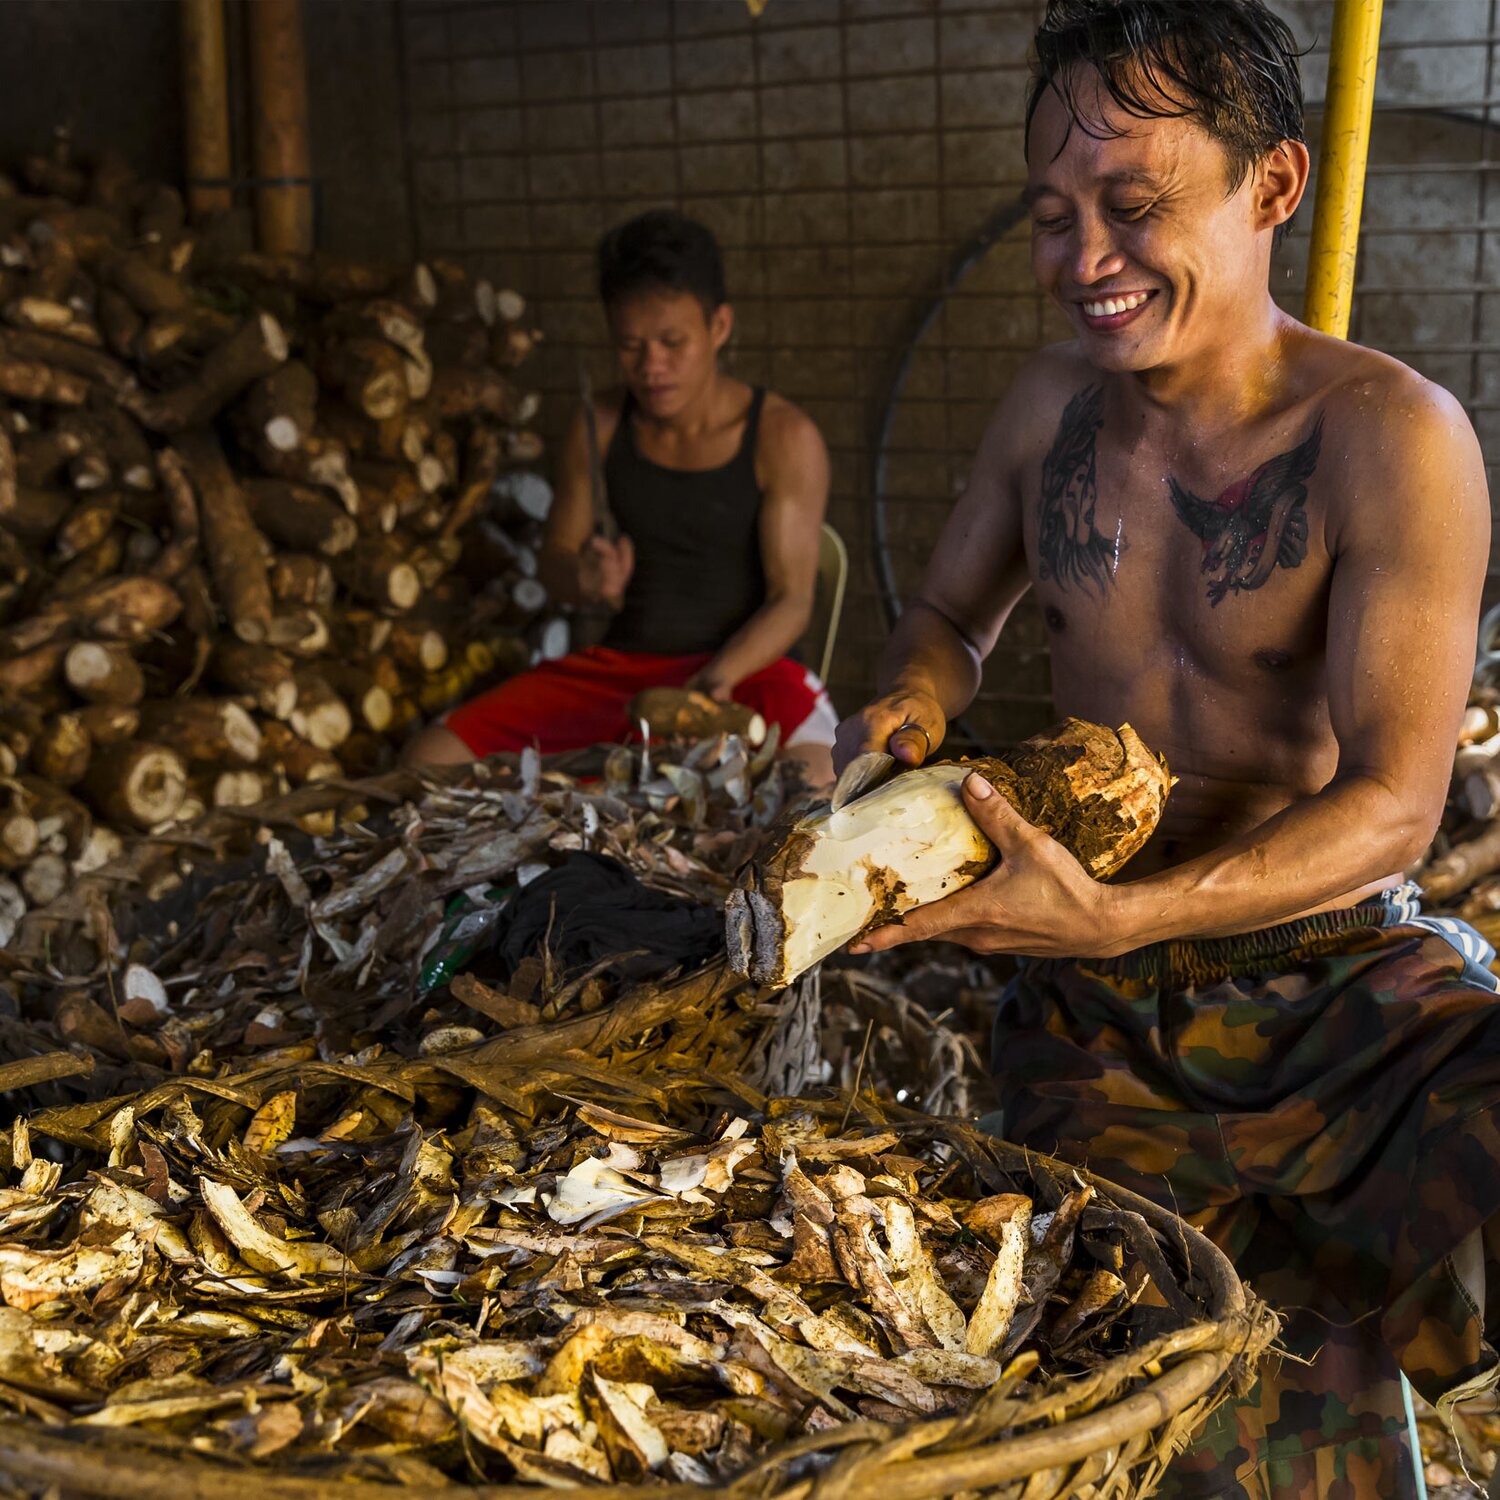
<box><xmin>628</xmin><ymin>686</ymin><xmax>766</xmax><ymax>748</ymax></box>
<box><xmin>0</xmin><ymin>136</ymin><xmax>562</xmax><ymax>938</ymax></box>
<box><xmin>726</xmin><ymin>718</ymin><xmax>1170</xmax><ymax>986</ymax></box>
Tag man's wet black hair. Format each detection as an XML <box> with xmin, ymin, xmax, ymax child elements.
<box><xmin>597</xmin><ymin>210</ymin><xmax>727</xmax><ymax>315</ymax></box>
<box><xmin>1026</xmin><ymin>0</ymin><xmax>1306</xmax><ymax>192</ymax></box>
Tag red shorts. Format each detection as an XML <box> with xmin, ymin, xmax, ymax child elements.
<box><xmin>443</xmin><ymin>647</ymin><xmax>838</xmax><ymax>757</ymax></box>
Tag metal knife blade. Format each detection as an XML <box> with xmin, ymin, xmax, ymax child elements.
<box><xmin>578</xmin><ymin>359</ymin><xmax>618</xmax><ymax>541</ymax></box>
<box><xmin>830</xmin><ymin>750</ymin><xmax>898</xmax><ymax>812</ymax></box>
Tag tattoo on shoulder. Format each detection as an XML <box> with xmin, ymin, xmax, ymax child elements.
<box><xmin>1038</xmin><ymin>384</ymin><xmax>1118</xmax><ymax>594</ymax></box>
<box><xmin>1170</xmin><ymin>417</ymin><xmax>1323</xmax><ymax>606</ymax></box>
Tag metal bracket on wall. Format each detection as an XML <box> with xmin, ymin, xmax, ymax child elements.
<box><xmin>183</xmin><ymin>174</ymin><xmax>323</xmax><ymax>242</ymax></box>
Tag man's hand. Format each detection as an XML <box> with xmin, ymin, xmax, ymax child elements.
<box><xmin>685</xmin><ymin>664</ymin><xmax>735</xmax><ymax>702</ymax></box>
<box><xmin>832</xmin><ymin>688</ymin><xmax>946</xmax><ymax>775</ymax></box>
<box><xmin>848</xmin><ymin>772</ymin><xmax>1129</xmax><ymax>959</ymax></box>
<box><xmin>578</xmin><ymin>534</ymin><xmax>635</xmax><ymax>609</ymax></box>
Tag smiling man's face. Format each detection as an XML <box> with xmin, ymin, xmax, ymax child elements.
<box><xmin>1026</xmin><ymin>67</ymin><xmax>1280</xmax><ymax>375</ymax></box>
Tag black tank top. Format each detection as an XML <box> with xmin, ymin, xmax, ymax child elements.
<box><xmin>602</xmin><ymin>386</ymin><xmax>768</xmax><ymax>656</ymax></box>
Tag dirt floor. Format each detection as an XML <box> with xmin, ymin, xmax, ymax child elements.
<box><xmin>1415</xmin><ymin>1391</ymin><xmax>1498</xmax><ymax>1495</ymax></box>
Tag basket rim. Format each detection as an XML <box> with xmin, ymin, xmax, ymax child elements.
<box><xmin>1037</xmin><ymin>1147</ymin><xmax>1246</xmax><ymax>1324</ymax></box>
<box><xmin>0</xmin><ymin>1139</ymin><xmax>1271</xmax><ymax>1500</ymax></box>
<box><xmin>0</xmin><ymin>1345</ymin><xmax>1256</xmax><ymax>1500</ymax></box>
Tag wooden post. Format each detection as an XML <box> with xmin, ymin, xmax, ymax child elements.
<box><xmin>247</xmin><ymin>0</ymin><xmax>314</xmax><ymax>254</ymax></box>
<box><xmin>179</xmin><ymin>0</ymin><xmax>233</xmax><ymax>219</ymax></box>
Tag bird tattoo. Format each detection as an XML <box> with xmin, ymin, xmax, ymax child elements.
<box><xmin>1169</xmin><ymin>416</ymin><xmax>1323</xmax><ymax>606</ymax></box>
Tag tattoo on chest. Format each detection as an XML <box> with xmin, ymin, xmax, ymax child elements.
<box><xmin>1169</xmin><ymin>417</ymin><xmax>1323</xmax><ymax>606</ymax></box>
<box><xmin>1037</xmin><ymin>384</ymin><xmax>1117</xmax><ymax>594</ymax></box>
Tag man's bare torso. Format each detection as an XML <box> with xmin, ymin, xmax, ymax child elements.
<box><xmin>1010</xmin><ymin>331</ymin><xmax>1409</xmax><ymax>898</ymax></box>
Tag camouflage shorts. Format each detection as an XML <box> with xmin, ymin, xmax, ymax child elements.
<box><xmin>990</xmin><ymin>887</ymin><xmax>1500</xmax><ymax>1499</ymax></box>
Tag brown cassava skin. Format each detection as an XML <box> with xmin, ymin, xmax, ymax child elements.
<box><xmin>429</xmin><ymin>364</ymin><xmax>522</xmax><ymax>423</ymax></box>
<box><xmin>242</xmin><ymin>477</ymin><xmax>356</xmax><ymax>557</ymax></box>
<box><xmin>50</xmin><ymin>531</ymin><xmax>128</xmax><ymax>601</ymax></box>
<box><xmin>67</xmin><ymin>576</ymin><xmax>182</xmax><ymax>642</ymax></box>
<box><xmin>974</xmin><ymin>718</ymin><xmax>1169</xmax><ymax>880</ymax></box>
<box><xmin>208</xmin><ymin>640</ymin><xmax>298</xmax><ymax>718</ymax></box>
<box><xmin>0</xmin><ymin>359</ymin><xmax>88</xmax><ymax>406</ymax></box>
<box><xmin>333</xmin><ymin>535</ymin><xmax>421</xmax><ymax>611</ymax></box>
<box><xmin>0</xmin><ymin>328</ymin><xmax>135</xmax><ymax>397</ymax></box>
<box><xmin>268</xmin><ymin>553</ymin><xmax>335</xmax><ymax>608</ymax></box>
<box><xmin>82</xmin><ymin>740</ymin><xmax>187</xmax><ymax>829</ymax></box>
<box><xmin>437</xmin><ymin>424</ymin><xmax>503</xmax><ymax>545</ymax></box>
<box><xmin>31</xmin><ymin>713</ymin><xmax>91</xmax><ymax>787</ymax></box>
<box><xmin>628</xmin><ymin>687</ymin><xmax>764</xmax><ymax>746</ymax></box>
<box><xmin>319</xmin><ymin>338</ymin><xmax>408</xmax><ymax>422</ymax></box>
<box><xmin>174</xmin><ymin>431</ymin><xmax>273</xmax><ymax>645</ymax></box>
<box><xmin>237</xmin><ymin>360</ymin><xmax>319</xmax><ymax>450</ymax></box>
<box><xmin>150</xmin><ymin>450</ymin><xmax>201</xmax><ymax>583</ymax></box>
<box><xmin>138</xmin><ymin>699</ymin><xmax>261</xmax><ymax>766</ymax></box>
<box><xmin>0</xmin><ymin>483</ymin><xmax>70</xmax><ymax>544</ymax></box>
<box><xmin>76</xmin><ymin>703</ymin><xmax>140</xmax><ymax>746</ymax></box>
<box><xmin>258</xmin><ymin>720</ymin><xmax>341</xmax><ymax>784</ymax></box>
<box><xmin>122</xmin><ymin>312</ymin><xmax>287</xmax><ymax>433</ymax></box>
<box><xmin>15</xmin><ymin>777</ymin><xmax>91</xmax><ymax>856</ymax></box>
<box><xmin>65</xmin><ymin>643</ymin><xmax>145</xmax><ymax>707</ymax></box>
<box><xmin>0</xmin><ymin>642</ymin><xmax>67</xmax><ymax>695</ymax></box>
<box><xmin>13</xmin><ymin>426</ymin><xmax>84</xmax><ymax>488</ymax></box>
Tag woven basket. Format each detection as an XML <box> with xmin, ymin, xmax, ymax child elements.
<box><xmin>0</xmin><ymin>1125</ymin><xmax>1275</xmax><ymax>1500</ymax></box>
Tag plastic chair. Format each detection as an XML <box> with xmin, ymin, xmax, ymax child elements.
<box><xmin>813</xmin><ymin>522</ymin><xmax>848</xmax><ymax>685</ymax></box>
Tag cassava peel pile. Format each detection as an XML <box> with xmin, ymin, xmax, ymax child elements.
<box><xmin>0</xmin><ymin>722</ymin><xmax>1273</xmax><ymax>1495</ymax></box>
<box><xmin>1</xmin><ymin>731</ymin><xmax>988</xmax><ymax>1122</ymax></box>
<box><xmin>0</xmin><ymin>1074</ymin><xmax>1195</xmax><ymax>1492</ymax></box>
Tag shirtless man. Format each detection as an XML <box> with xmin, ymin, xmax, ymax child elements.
<box><xmin>407</xmin><ymin>210</ymin><xmax>836</xmax><ymax>781</ymax></box>
<box><xmin>838</xmin><ymin>3</ymin><xmax>1497</xmax><ymax>1494</ymax></box>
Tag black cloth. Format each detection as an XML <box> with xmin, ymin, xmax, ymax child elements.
<box><xmin>485</xmin><ymin>852</ymin><xmax>721</xmax><ymax>983</ymax></box>
<box><xmin>601</xmin><ymin>386</ymin><xmax>768</xmax><ymax>655</ymax></box>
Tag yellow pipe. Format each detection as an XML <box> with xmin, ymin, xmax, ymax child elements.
<box><xmin>1303</xmin><ymin>0</ymin><xmax>1384</xmax><ymax>338</ymax></box>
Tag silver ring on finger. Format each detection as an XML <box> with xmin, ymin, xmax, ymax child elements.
<box><xmin>895</xmin><ymin>721</ymin><xmax>931</xmax><ymax>759</ymax></box>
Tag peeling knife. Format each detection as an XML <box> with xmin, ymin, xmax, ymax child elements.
<box><xmin>579</xmin><ymin>359</ymin><xmax>619</xmax><ymax>542</ymax></box>
<box><xmin>830</xmin><ymin>750</ymin><xmax>898</xmax><ymax>812</ymax></box>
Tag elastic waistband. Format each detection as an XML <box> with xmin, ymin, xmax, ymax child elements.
<box><xmin>1066</xmin><ymin>883</ymin><xmax>1423</xmax><ymax>989</ymax></box>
